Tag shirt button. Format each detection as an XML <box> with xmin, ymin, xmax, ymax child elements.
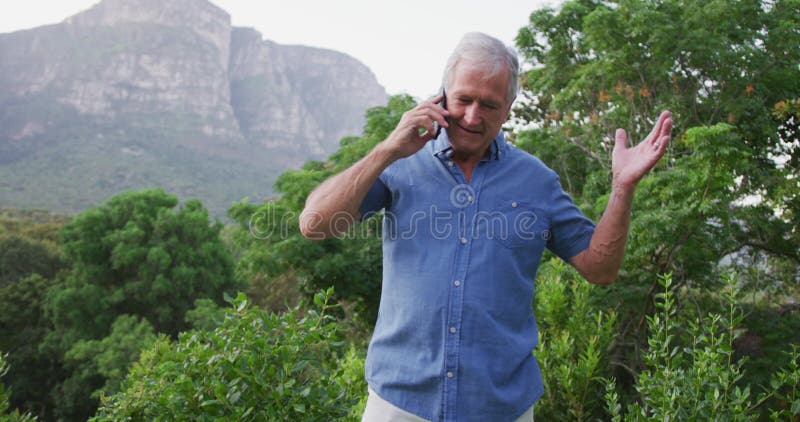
<box><xmin>447</xmin><ymin>371</ymin><xmax>454</xmax><ymax>378</ymax></box>
<box><xmin>448</xmin><ymin>161</ymin><xmax>455</xmax><ymax>167</ymax></box>
<box><xmin>450</xmin><ymin>326</ymin><xmax>457</xmax><ymax>334</ymax></box>
<box><xmin>511</xmin><ymin>201</ymin><xmax>518</xmax><ymax>208</ymax></box>
<box><xmin>467</xmin><ymin>195</ymin><xmax>474</xmax><ymax>203</ymax></box>
<box><xmin>460</xmin><ymin>237</ymin><xmax>467</xmax><ymax>244</ymax></box>
<box><xmin>453</xmin><ymin>280</ymin><xmax>461</xmax><ymax>287</ymax></box>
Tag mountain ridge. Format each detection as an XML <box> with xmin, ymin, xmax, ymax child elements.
<box><xmin>0</xmin><ymin>0</ymin><xmax>388</xmax><ymax>217</ymax></box>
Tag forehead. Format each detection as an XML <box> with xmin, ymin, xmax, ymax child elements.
<box><xmin>447</xmin><ymin>63</ymin><xmax>510</xmax><ymax>103</ymax></box>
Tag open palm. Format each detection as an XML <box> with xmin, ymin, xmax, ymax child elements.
<box><xmin>612</xmin><ymin>111</ymin><xmax>672</xmax><ymax>188</ymax></box>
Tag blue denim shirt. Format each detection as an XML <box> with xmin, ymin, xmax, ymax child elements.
<box><xmin>359</xmin><ymin>131</ymin><xmax>595</xmax><ymax>421</ymax></box>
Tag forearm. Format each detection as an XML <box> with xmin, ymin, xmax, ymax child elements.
<box><xmin>570</xmin><ymin>110</ymin><xmax>671</xmax><ymax>283</ymax></box>
<box><xmin>570</xmin><ymin>183</ymin><xmax>636</xmax><ymax>285</ymax></box>
<box><xmin>299</xmin><ymin>141</ymin><xmax>396</xmax><ymax>239</ymax></box>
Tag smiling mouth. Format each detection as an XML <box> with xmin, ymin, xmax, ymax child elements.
<box><xmin>457</xmin><ymin>123</ymin><xmax>482</xmax><ymax>135</ymax></box>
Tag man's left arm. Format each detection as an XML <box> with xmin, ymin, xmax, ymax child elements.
<box><xmin>570</xmin><ymin>111</ymin><xmax>672</xmax><ymax>285</ymax></box>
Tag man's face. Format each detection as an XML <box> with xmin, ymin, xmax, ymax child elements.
<box><xmin>444</xmin><ymin>63</ymin><xmax>512</xmax><ymax>160</ymax></box>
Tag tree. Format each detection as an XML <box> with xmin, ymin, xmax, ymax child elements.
<box><xmin>0</xmin><ymin>353</ymin><xmax>35</xmax><ymax>422</ymax></box>
<box><xmin>0</xmin><ymin>274</ymin><xmax>62</xmax><ymax>420</ymax></box>
<box><xmin>43</xmin><ymin>188</ymin><xmax>241</xmax><ymax>420</ymax></box>
<box><xmin>0</xmin><ymin>208</ymin><xmax>68</xmax><ymax>420</ymax></box>
<box><xmin>514</xmin><ymin>0</ymin><xmax>800</xmax><ymax>287</ymax></box>
<box><xmin>0</xmin><ymin>234</ymin><xmax>61</xmax><ymax>288</ymax></box>
<box><xmin>513</xmin><ymin>0</ymin><xmax>799</xmax><ymax>402</ymax></box>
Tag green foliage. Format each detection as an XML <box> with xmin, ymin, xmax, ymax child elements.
<box><xmin>516</xmin><ymin>0</ymin><xmax>800</xmax><ymax>282</ymax></box>
<box><xmin>0</xmin><ymin>207</ymin><xmax>66</xmax><ymax>288</ymax></box>
<box><xmin>39</xmin><ymin>188</ymin><xmax>240</xmax><ymax>421</ymax></box>
<box><xmin>533</xmin><ymin>259</ymin><xmax>617</xmax><ymax>421</ymax></box>
<box><xmin>93</xmin><ymin>289</ymin><xmax>361</xmax><ymax>421</ymax></box>
<box><xmin>48</xmin><ymin>188</ymin><xmax>239</xmax><ymax>342</ymax></box>
<box><xmin>604</xmin><ymin>273</ymin><xmax>800</xmax><ymax>420</ymax></box>
<box><xmin>622</xmin><ymin>123</ymin><xmax>747</xmax><ymax>286</ymax></box>
<box><xmin>64</xmin><ymin>315</ymin><xmax>157</xmax><ymax>401</ymax></box>
<box><xmin>0</xmin><ymin>209</ymin><xmax>70</xmax><ymax>420</ymax></box>
<box><xmin>228</xmin><ymin>95</ymin><xmax>418</xmax><ymax>324</ymax></box>
<box><xmin>515</xmin><ymin>0</ymin><xmax>800</xmax><ymax>399</ymax></box>
<box><xmin>0</xmin><ymin>207</ymin><xmax>70</xmax><ymax>242</ymax></box>
<box><xmin>0</xmin><ymin>274</ymin><xmax>61</xmax><ymax>420</ymax></box>
<box><xmin>0</xmin><ymin>354</ymin><xmax>35</xmax><ymax>422</ymax></box>
<box><xmin>0</xmin><ymin>235</ymin><xmax>62</xmax><ymax>288</ymax></box>
<box><xmin>184</xmin><ymin>298</ymin><xmax>227</xmax><ymax>332</ymax></box>
<box><xmin>332</xmin><ymin>347</ymin><xmax>369</xmax><ymax>421</ymax></box>
<box><xmin>761</xmin><ymin>345</ymin><xmax>800</xmax><ymax>420</ymax></box>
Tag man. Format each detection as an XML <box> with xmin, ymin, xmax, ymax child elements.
<box><xmin>299</xmin><ymin>32</ymin><xmax>671</xmax><ymax>422</ymax></box>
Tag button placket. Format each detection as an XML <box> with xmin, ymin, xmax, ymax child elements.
<box><xmin>441</xmin><ymin>161</ymin><xmax>488</xmax><ymax>421</ymax></box>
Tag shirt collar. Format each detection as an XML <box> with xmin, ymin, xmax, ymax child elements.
<box><xmin>432</xmin><ymin>130</ymin><xmax>507</xmax><ymax>162</ymax></box>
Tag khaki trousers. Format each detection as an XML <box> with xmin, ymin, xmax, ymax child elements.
<box><xmin>362</xmin><ymin>387</ymin><xmax>534</xmax><ymax>422</ymax></box>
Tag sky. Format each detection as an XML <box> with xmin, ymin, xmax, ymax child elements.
<box><xmin>0</xmin><ymin>0</ymin><xmax>561</xmax><ymax>99</ymax></box>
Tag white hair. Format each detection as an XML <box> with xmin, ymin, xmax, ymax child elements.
<box><xmin>442</xmin><ymin>32</ymin><xmax>520</xmax><ymax>103</ymax></box>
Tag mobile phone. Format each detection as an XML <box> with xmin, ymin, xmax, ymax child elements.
<box><xmin>433</xmin><ymin>87</ymin><xmax>447</xmax><ymax>139</ymax></box>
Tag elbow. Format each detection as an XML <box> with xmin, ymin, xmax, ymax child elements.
<box><xmin>587</xmin><ymin>271</ymin><xmax>618</xmax><ymax>286</ymax></box>
<box><xmin>299</xmin><ymin>209</ymin><xmax>327</xmax><ymax>241</ymax></box>
<box><xmin>299</xmin><ymin>207</ymin><xmax>359</xmax><ymax>240</ymax></box>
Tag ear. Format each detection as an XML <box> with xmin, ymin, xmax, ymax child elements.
<box><xmin>505</xmin><ymin>96</ymin><xmax>516</xmax><ymax>120</ymax></box>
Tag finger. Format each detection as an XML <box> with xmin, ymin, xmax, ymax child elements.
<box><xmin>427</xmin><ymin>94</ymin><xmax>444</xmax><ymax>104</ymax></box>
<box><xmin>421</xmin><ymin>95</ymin><xmax>447</xmax><ymax>112</ymax></box>
<box><xmin>430</xmin><ymin>109</ymin><xmax>449</xmax><ymax>129</ymax></box>
<box><xmin>649</xmin><ymin>118</ymin><xmax>671</xmax><ymax>154</ymax></box>
<box><xmin>420</xmin><ymin>100</ymin><xmax>450</xmax><ymax>118</ymax></box>
<box><xmin>645</xmin><ymin>112</ymin><xmax>664</xmax><ymax>145</ymax></box>
<box><xmin>614</xmin><ymin>128</ymin><xmax>627</xmax><ymax>150</ymax></box>
<box><xmin>660</xmin><ymin>116</ymin><xmax>672</xmax><ymax>138</ymax></box>
<box><xmin>650</xmin><ymin>111</ymin><xmax>671</xmax><ymax>145</ymax></box>
<box><xmin>413</xmin><ymin>106</ymin><xmax>449</xmax><ymax>130</ymax></box>
<box><xmin>416</xmin><ymin>120</ymin><xmax>436</xmax><ymax>140</ymax></box>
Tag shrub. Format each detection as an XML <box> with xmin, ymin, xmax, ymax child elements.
<box><xmin>533</xmin><ymin>259</ymin><xmax>617</xmax><ymax>421</ymax></box>
<box><xmin>92</xmin><ymin>289</ymin><xmax>359</xmax><ymax>421</ymax></box>
<box><xmin>604</xmin><ymin>274</ymin><xmax>800</xmax><ymax>420</ymax></box>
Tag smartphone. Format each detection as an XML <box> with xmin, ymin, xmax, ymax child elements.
<box><xmin>433</xmin><ymin>87</ymin><xmax>447</xmax><ymax>139</ymax></box>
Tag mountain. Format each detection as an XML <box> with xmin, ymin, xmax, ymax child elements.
<box><xmin>0</xmin><ymin>0</ymin><xmax>387</xmax><ymax>217</ymax></box>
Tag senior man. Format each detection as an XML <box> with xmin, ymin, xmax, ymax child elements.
<box><xmin>300</xmin><ymin>32</ymin><xmax>672</xmax><ymax>422</ymax></box>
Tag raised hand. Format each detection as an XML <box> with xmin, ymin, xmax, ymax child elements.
<box><xmin>612</xmin><ymin>110</ymin><xmax>672</xmax><ymax>189</ymax></box>
<box><xmin>384</xmin><ymin>95</ymin><xmax>449</xmax><ymax>160</ymax></box>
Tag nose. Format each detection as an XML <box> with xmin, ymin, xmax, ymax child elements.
<box><xmin>462</xmin><ymin>103</ymin><xmax>481</xmax><ymax>125</ymax></box>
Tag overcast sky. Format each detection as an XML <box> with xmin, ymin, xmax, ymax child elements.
<box><xmin>0</xmin><ymin>0</ymin><xmax>561</xmax><ymax>99</ymax></box>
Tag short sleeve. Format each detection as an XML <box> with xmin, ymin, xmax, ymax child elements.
<box><xmin>358</xmin><ymin>177</ymin><xmax>390</xmax><ymax>221</ymax></box>
<box><xmin>545</xmin><ymin>174</ymin><xmax>596</xmax><ymax>261</ymax></box>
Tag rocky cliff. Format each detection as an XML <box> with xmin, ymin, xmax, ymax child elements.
<box><xmin>0</xmin><ymin>0</ymin><xmax>387</xmax><ymax>217</ymax></box>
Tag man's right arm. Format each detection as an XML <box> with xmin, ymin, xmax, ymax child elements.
<box><xmin>299</xmin><ymin>142</ymin><xmax>396</xmax><ymax>239</ymax></box>
<box><xmin>299</xmin><ymin>96</ymin><xmax>449</xmax><ymax>240</ymax></box>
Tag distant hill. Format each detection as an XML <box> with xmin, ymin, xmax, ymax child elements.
<box><xmin>0</xmin><ymin>0</ymin><xmax>387</xmax><ymax>217</ymax></box>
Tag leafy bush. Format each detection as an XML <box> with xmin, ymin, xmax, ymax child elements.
<box><xmin>93</xmin><ymin>289</ymin><xmax>361</xmax><ymax>421</ymax></box>
<box><xmin>533</xmin><ymin>259</ymin><xmax>617</xmax><ymax>421</ymax></box>
<box><xmin>332</xmin><ymin>346</ymin><xmax>369</xmax><ymax>421</ymax></box>
<box><xmin>604</xmin><ymin>274</ymin><xmax>800</xmax><ymax>420</ymax></box>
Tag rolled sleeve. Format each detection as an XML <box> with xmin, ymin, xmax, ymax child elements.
<box><xmin>545</xmin><ymin>175</ymin><xmax>595</xmax><ymax>261</ymax></box>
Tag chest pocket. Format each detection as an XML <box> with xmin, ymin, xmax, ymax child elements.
<box><xmin>477</xmin><ymin>199</ymin><xmax>550</xmax><ymax>249</ymax></box>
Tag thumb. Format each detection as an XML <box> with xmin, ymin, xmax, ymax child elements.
<box><xmin>614</xmin><ymin>128</ymin><xmax>627</xmax><ymax>150</ymax></box>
